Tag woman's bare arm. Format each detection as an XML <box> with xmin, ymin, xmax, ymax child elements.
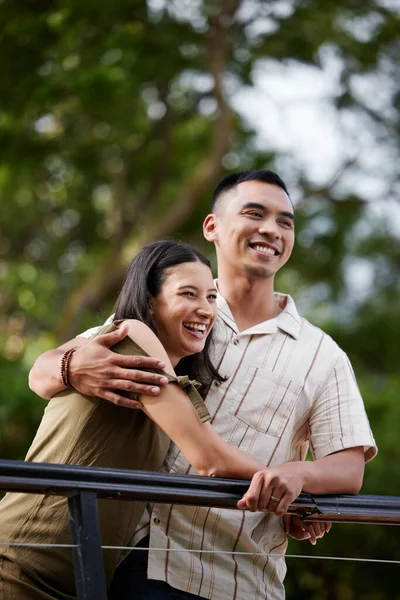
<box><xmin>123</xmin><ymin>320</ymin><xmax>265</xmax><ymax>480</ymax></box>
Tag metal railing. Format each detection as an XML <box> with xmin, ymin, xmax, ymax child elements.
<box><xmin>0</xmin><ymin>459</ymin><xmax>399</xmax><ymax>600</ymax></box>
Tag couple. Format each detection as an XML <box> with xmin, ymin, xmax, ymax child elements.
<box><xmin>2</xmin><ymin>170</ymin><xmax>376</xmax><ymax>600</ymax></box>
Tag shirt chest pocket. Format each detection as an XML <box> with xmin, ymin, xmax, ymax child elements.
<box><xmin>229</xmin><ymin>367</ymin><xmax>303</xmax><ymax>437</ymax></box>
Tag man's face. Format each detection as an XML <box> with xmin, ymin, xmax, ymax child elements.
<box><xmin>204</xmin><ymin>181</ymin><xmax>295</xmax><ymax>280</ymax></box>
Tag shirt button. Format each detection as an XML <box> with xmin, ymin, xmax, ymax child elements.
<box><xmin>153</xmin><ymin>517</ymin><xmax>160</xmax><ymax>525</ymax></box>
<box><xmin>233</xmin><ymin>339</ymin><xmax>239</xmax><ymax>345</ymax></box>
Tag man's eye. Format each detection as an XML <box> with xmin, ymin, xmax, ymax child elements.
<box><xmin>248</xmin><ymin>211</ymin><xmax>262</xmax><ymax>218</ymax></box>
<box><xmin>281</xmin><ymin>220</ymin><xmax>294</xmax><ymax>229</ymax></box>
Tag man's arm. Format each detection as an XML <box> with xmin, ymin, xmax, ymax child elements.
<box><xmin>237</xmin><ymin>446</ymin><xmax>365</xmax><ymax>516</ymax></box>
<box><xmin>28</xmin><ymin>323</ymin><xmax>169</xmax><ymax>408</ymax></box>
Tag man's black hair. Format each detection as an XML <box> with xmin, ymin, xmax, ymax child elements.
<box><xmin>211</xmin><ymin>170</ymin><xmax>290</xmax><ymax>211</ymax></box>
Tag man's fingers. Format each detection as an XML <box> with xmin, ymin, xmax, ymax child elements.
<box><xmin>112</xmin><ymin>369</ymin><xmax>169</xmax><ymax>388</ymax></box>
<box><xmin>101</xmin><ymin>326</ymin><xmax>167</xmax><ymax>370</ymax></box>
<box><xmin>102</xmin><ymin>391</ymin><xmax>143</xmax><ymax>409</ymax></box>
<box><xmin>283</xmin><ymin>514</ymin><xmax>291</xmax><ymax>534</ymax></box>
<box><xmin>267</xmin><ymin>486</ymin><xmax>292</xmax><ymax>517</ymax></box>
<box><xmin>237</xmin><ymin>474</ymin><xmax>265</xmax><ymax>511</ymax></box>
<box><xmin>113</xmin><ymin>353</ymin><xmax>167</xmax><ymax>371</ymax></box>
<box><xmin>111</xmin><ymin>380</ymin><xmax>164</xmax><ymax>396</ymax></box>
<box><xmin>99</xmin><ymin>326</ymin><xmax>166</xmax><ymax>370</ymax></box>
<box><xmin>326</xmin><ymin>521</ymin><xmax>332</xmax><ymax>533</ymax></box>
<box><xmin>284</xmin><ymin>516</ymin><xmax>332</xmax><ymax>544</ymax></box>
<box><xmin>99</xmin><ymin>323</ymin><xmax>129</xmax><ymax>347</ymax></box>
<box><xmin>301</xmin><ymin>521</ymin><xmax>332</xmax><ymax>544</ymax></box>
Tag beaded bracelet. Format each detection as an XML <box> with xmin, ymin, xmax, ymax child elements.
<box><xmin>60</xmin><ymin>347</ymin><xmax>76</xmax><ymax>389</ymax></box>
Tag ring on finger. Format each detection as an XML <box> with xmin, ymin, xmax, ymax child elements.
<box><xmin>270</xmin><ymin>495</ymin><xmax>281</xmax><ymax>504</ymax></box>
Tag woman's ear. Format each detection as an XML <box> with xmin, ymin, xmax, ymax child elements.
<box><xmin>147</xmin><ymin>293</ymin><xmax>156</xmax><ymax>315</ymax></box>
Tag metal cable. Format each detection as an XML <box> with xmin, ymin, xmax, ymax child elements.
<box><xmin>0</xmin><ymin>542</ymin><xmax>398</xmax><ymax>565</ymax></box>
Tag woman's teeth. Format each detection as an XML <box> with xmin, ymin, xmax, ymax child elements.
<box><xmin>183</xmin><ymin>322</ymin><xmax>207</xmax><ymax>333</ymax></box>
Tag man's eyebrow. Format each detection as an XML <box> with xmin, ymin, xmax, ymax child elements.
<box><xmin>241</xmin><ymin>203</ymin><xmax>295</xmax><ymax>222</ymax></box>
<box><xmin>280</xmin><ymin>211</ymin><xmax>295</xmax><ymax>222</ymax></box>
<box><xmin>241</xmin><ymin>202</ymin><xmax>266</xmax><ymax>211</ymax></box>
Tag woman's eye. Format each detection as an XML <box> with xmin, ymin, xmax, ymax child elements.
<box><xmin>182</xmin><ymin>291</ymin><xmax>195</xmax><ymax>297</ymax></box>
<box><xmin>208</xmin><ymin>294</ymin><xmax>217</xmax><ymax>300</ymax></box>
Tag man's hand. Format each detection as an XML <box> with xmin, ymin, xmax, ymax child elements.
<box><xmin>283</xmin><ymin>514</ymin><xmax>332</xmax><ymax>545</ymax></box>
<box><xmin>68</xmin><ymin>323</ymin><xmax>169</xmax><ymax>408</ymax></box>
<box><xmin>237</xmin><ymin>463</ymin><xmax>306</xmax><ymax>517</ymax></box>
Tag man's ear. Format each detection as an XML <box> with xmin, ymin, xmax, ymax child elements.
<box><xmin>203</xmin><ymin>214</ymin><xmax>218</xmax><ymax>242</ymax></box>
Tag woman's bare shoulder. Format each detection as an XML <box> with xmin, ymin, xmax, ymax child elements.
<box><xmin>120</xmin><ymin>319</ymin><xmax>174</xmax><ymax>374</ymax></box>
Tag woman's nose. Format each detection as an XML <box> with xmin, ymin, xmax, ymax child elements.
<box><xmin>196</xmin><ymin>301</ymin><xmax>212</xmax><ymax>317</ymax></box>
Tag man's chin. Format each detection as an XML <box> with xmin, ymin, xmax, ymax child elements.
<box><xmin>243</xmin><ymin>263</ymin><xmax>275</xmax><ymax>279</ymax></box>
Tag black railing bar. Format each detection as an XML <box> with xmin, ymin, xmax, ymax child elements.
<box><xmin>2</xmin><ymin>473</ymin><xmax>400</xmax><ymax>513</ymax></box>
<box><xmin>68</xmin><ymin>491</ymin><xmax>107</xmax><ymax>600</ymax></box>
<box><xmin>1</xmin><ymin>460</ymin><xmax>400</xmax><ymax>524</ymax></box>
<box><xmin>0</xmin><ymin>459</ymin><xmax>249</xmax><ymax>491</ymax></box>
<box><xmin>1</xmin><ymin>476</ymin><xmax>400</xmax><ymax>525</ymax></box>
<box><xmin>0</xmin><ymin>476</ymin><xmax>244</xmax><ymax>506</ymax></box>
<box><xmin>1</xmin><ymin>459</ymin><xmax>400</xmax><ymax>508</ymax></box>
<box><xmin>0</xmin><ymin>542</ymin><xmax>78</xmax><ymax>548</ymax></box>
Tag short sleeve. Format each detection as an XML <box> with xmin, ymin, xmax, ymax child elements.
<box><xmin>173</xmin><ymin>376</ymin><xmax>211</xmax><ymax>423</ymax></box>
<box><xmin>93</xmin><ymin>323</ymin><xmax>211</xmax><ymax>424</ymax></box>
<box><xmin>77</xmin><ymin>314</ymin><xmax>115</xmax><ymax>339</ymax></box>
<box><xmin>309</xmin><ymin>351</ymin><xmax>377</xmax><ymax>462</ymax></box>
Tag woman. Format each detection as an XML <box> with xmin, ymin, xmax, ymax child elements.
<box><xmin>0</xmin><ymin>240</ymin><xmax>265</xmax><ymax>600</ymax></box>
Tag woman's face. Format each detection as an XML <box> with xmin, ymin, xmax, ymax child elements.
<box><xmin>150</xmin><ymin>261</ymin><xmax>218</xmax><ymax>366</ymax></box>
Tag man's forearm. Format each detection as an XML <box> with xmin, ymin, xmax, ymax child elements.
<box><xmin>298</xmin><ymin>446</ymin><xmax>365</xmax><ymax>495</ymax></box>
<box><xmin>237</xmin><ymin>446</ymin><xmax>365</xmax><ymax>515</ymax></box>
<box><xmin>29</xmin><ymin>346</ymin><xmax>76</xmax><ymax>399</ymax></box>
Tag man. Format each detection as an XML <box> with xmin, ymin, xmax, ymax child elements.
<box><xmin>29</xmin><ymin>170</ymin><xmax>376</xmax><ymax>600</ymax></box>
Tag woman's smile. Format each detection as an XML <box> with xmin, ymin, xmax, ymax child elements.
<box><xmin>182</xmin><ymin>321</ymin><xmax>209</xmax><ymax>338</ymax></box>
<box><xmin>150</xmin><ymin>261</ymin><xmax>218</xmax><ymax>366</ymax></box>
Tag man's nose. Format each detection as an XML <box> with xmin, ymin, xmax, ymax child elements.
<box><xmin>258</xmin><ymin>218</ymin><xmax>281</xmax><ymax>238</ymax></box>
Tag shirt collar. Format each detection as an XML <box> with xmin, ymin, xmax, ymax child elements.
<box><xmin>215</xmin><ymin>280</ymin><xmax>301</xmax><ymax>339</ymax></box>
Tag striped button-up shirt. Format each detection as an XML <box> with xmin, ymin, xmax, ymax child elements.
<box><xmin>132</xmin><ymin>291</ymin><xmax>376</xmax><ymax>600</ymax></box>
<box><xmin>81</xmin><ymin>291</ymin><xmax>377</xmax><ymax>599</ymax></box>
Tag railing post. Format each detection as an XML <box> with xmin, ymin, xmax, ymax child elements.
<box><xmin>68</xmin><ymin>491</ymin><xmax>107</xmax><ymax>600</ymax></box>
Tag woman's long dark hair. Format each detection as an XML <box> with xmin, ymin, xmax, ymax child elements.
<box><xmin>113</xmin><ymin>240</ymin><xmax>224</xmax><ymax>390</ymax></box>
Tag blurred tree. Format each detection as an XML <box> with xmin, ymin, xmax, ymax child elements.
<box><xmin>0</xmin><ymin>0</ymin><xmax>399</xmax><ymax>597</ymax></box>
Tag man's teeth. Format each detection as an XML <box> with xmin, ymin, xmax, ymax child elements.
<box><xmin>183</xmin><ymin>323</ymin><xmax>207</xmax><ymax>332</ymax></box>
<box><xmin>253</xmin><ymin>245</ymin><xmax>275</xmax><ymax>255</ymax></box>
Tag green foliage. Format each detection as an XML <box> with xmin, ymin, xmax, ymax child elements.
<box><xmin>0</xmin><ymin>1</ymin><xmax>399</xmax><ymax>597</ymax></box>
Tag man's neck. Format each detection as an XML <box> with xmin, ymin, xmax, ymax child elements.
<box><xmin>217</xmin><ymin>274</ymin><xmax>284</xmax><ymax>332</ymax></box>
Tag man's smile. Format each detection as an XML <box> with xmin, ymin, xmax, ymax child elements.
<box><xmin>249</xmin><ymin>241</ymin><xmax>280</xmax><ymax>256</ymax></box>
